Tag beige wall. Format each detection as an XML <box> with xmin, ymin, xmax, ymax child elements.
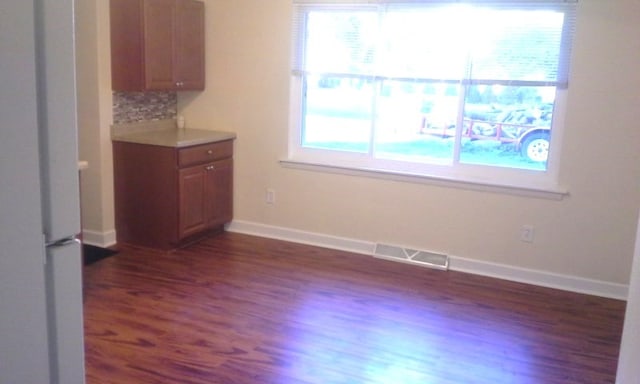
<box><xmin>177</xmin><ymin>0</ymin><xmax>640</xmax><ymax>286</ymax></box>
<box><xmin>76</xmin><ymin>0</ymin><xmax>115</xmax><ymax>246</ymax></box>
<box><xmin>76</xmin><ymin>0</ymin><xmax>640</xmax><ymax>285</ymax></box>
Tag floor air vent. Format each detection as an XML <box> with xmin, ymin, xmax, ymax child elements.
<box><xmin>373</xmin><ymin>243</ymin><xmax>449</xmax><ymax>271</ymax></box>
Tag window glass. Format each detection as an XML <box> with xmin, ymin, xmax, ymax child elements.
<box><xmin>303</xmin><ymin>76</ymin><xmax>374</xmax><ymax>153</ymax></box>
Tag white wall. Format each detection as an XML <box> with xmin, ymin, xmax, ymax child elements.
<box><xmin>177</xmin><ymin>0</ymin><xmax>640</xmax><ymax>291</ymax></box>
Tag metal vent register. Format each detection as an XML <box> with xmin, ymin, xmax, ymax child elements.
<box><xmin>373</xmin><ymin>243</ymin><xmax>449</xmax><ymax>271</ymax></box>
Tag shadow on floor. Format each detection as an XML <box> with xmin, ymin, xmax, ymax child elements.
<box><xmin>83</xmin><ymin>244</ymin><xmax>117</xmax><ymax>266</ymax></box>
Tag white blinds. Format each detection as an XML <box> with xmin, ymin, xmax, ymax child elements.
<box><xmin>291</xmin><ymin>0</ymin><xmax>577</xmax><ymax>88</ymax></box>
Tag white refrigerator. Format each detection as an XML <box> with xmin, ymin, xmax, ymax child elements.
<box><xmin>616</xmin><ymin>213</ymin><xmax>640</xmax><ymax>382</ymax></box>
<box><xmin>0</xmin><ymin>0</ymin><xmax>85</xmax><ymax>383</ymax></box>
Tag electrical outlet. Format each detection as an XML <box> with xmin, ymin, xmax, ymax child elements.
<box><xmin>266</xmin><ymin>188</ymin><xmax>275</xmax><ymax>204</ymax></box>
<box><xmin>520</xmin><ymin>225</ymin><xmax>535</xmax><ymax>243</ymax></box>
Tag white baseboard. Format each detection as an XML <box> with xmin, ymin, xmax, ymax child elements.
<box><xmin>227</xmin><ymin>220</ymin><xmax>374</xmax><ymax>255</ymax></box>
<box><xmin>81</xmin><ymin>229</ymin><xmax>117</xmax><ymax>248</ymax></box>
<box><xmin>228</xmin><ymin>220</ymin><xmax>628</xmax><ymax>301</ymax></box>
<box><xmin>449</xmin><ymin>255</ymin><xmax>628</xmax><ymax>300</ymax></box>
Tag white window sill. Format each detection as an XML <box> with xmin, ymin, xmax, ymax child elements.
<box><xmin>280</xmin><ymin>159</ymin><xmax>569</xmax><ymax>200</ymax></box>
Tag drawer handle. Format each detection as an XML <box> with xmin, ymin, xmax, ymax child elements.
<box><xmin>205</xmin><ymin>165</ymin><xmax>215</xmax><ymax>171</ymax></box>
<box><xmin>207</xmin><ymin>150</ymin><xmax>213</xmax><ymax>155</ymax></box>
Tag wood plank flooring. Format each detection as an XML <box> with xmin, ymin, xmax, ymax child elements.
<box><xmin>83</xmin><ymin>232</ymin><xmax>626</xmax><ymax>384</ymax></box>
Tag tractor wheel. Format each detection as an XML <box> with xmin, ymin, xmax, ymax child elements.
<box><xmin>520</xmin><ymin>132</ymin><xmax>550</xmax><ymax>162</ymax></box>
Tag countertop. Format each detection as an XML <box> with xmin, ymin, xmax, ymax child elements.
<box><xmin>111</xmin><ymin>119</ymin><xmax>236</xmax><ymax>148</ymax></box>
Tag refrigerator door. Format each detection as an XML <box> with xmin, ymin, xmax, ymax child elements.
<box><xmin>0</xmin><ymin>2</ymin><xmax>52</xmax><ymax>382</ymax></box>
<box><xmin>37</xmin><ymin>0</ymin><xmax>81</xmax><ymax>243</ymax></box>
<box><xmin>45</xmin><ymin>240</ymin><xmax>85</xmax><ymax>384</ymax></box>
<box><xmin>36</xmin><ymin>0</ymin><xmax>86</xmax><ymax>382</ymax></box>
<box><xmin>616</xmin><ymin>212</ymin><xmax>640</xmax><ymax>381</ymax></box>
<box><xmin>1</xmin><ymin>0</ymin><xmax>84</xmax><ymax>382</ymax></box>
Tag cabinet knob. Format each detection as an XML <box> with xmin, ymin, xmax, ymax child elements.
<box><xmin>207</xmin><ymin>150</ymin><xmax>213</xmax><ymax>155</ymax></box>
<box><xmin>176</xmin><ymin>81</ymin><xmax>184</xmax><ymax>87</ymax></box>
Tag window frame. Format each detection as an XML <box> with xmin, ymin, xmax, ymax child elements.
<box><xmin>287</xmin><ymin>0</ymin><xmax>576</xmax><ymax>197</ymax></box>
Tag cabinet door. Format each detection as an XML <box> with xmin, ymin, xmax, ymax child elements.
<box><xmin>143</xmin><ymin>0</ymin><xmax>176</xmax><ymax>89</ymax></box>
<box><xmin>178</xmin><ymin>164</ymin><xmax>207</xmax><ymax>239</ymax></box>
<box><xmin>205</xmin><ymin>158</ymin><xmax>233</xmax><ymax>228</ymax></box>
<box><xmin>179</xmin><ymin>159</ymin><xmax>232</xmax><ymax>239</ymax></box>
<box><xmin>110</xmin><ymin>0</ymin><xmax>145</xmax><ymax>91</ymax></box>
<box><xmin>175</xmin><ymin>0</ymin><xmax>205</xmax><ymax>90</ymax></box>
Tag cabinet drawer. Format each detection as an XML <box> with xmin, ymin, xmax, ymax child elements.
<box><xmin>178</xmin><ymin>140</ymin><xmax>233</xmax><ymax>167</ymax></box>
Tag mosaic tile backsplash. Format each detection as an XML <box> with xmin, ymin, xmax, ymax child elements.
<box><xmin>113</xmin><ymin>91</ymin><xmax>177</xmax><ymax>124</ymax></box>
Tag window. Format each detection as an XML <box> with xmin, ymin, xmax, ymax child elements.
<box><xmin>289</xmin><ymin>0</ymin><xmax>576</xmax><ymax>192</ymax></box>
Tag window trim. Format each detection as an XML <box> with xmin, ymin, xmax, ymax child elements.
<box><xmin>288</xmin><ymin>0</ymin><xmax>576</xmax><ymax>196</ymax></box>
<box><xmin>280</xmin><ymin>158</ymin><xmax>568</xmax><ymax>200</ymax></box>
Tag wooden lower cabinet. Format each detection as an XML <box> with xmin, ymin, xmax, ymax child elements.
<box><xmin>113</xmin><ymin>139</ymin><xmax>233</xmax><ymax>249</ymax></box>
<box><xmin>178</xmin><ymin>157</ymin><xmax>233</xmax><ymax>239</ymax></box>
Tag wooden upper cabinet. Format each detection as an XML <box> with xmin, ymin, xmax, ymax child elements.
<box><xmin>174</xmin><ymin>0</ymin><xmax>205</xmax><ymax>89</ymax></box>
<box><xmin>143</xmin><ymin>0</ymin><xmax>176</xmax><ymax>89</ymax></box>
<box><xmin>110</xmin><ymin>0</ymin><xmax>205</xmax><ymax>91</ymax></box>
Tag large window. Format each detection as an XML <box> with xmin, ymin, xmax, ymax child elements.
<box><xmin>289</xmin><ymin>0</ymin><xmax>576</xmax><ymax>191</ymax></box>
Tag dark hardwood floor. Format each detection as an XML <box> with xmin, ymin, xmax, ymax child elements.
<box><xmin>83</xmin><ymin>232</ymin><xmax>626</xmax><ymax>384</ymax></box>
